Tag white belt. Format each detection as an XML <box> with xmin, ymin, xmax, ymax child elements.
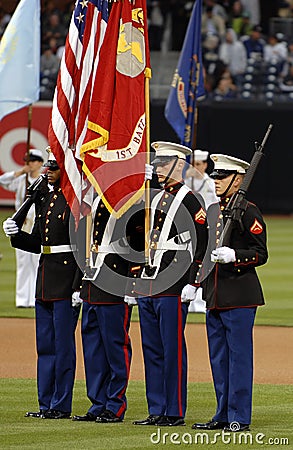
<box><xmin>153</xmin><ymin>242</ymin><xmax>189</xmax><ymax>251</ymax></box>
<box><xmin>142</xmin><ymin>231</ymin><xmax>193</xmax><ymax>280</ymax></box>
<box><xmin>91</xmin><ymin>238</ymin><xmax>130</xmax><ymax>255</ymax></box>
<box><xmin>151</xmin><ymin>231</ymin><xmax>191</xmax><ymax>251</ymax></box>
<box><xmin>41</xmin><ymin>244</ymin><xmax>76</xmax><ymax>254</ymax></box>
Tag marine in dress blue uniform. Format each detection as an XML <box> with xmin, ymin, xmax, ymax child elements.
<box><xmin>3</xmin><ymin>150</ymin><xmax>81</xmax><ymax>419</ymax></box>
<box><xmin>130</xmin><ymin>142</ymin><xmax>208</xmax><ymax>427</ymax></box>
<box><xmin>192</xmin><ymin>154</ymin><xmax>268</xmax><ymax>433</ymax></box>
<box><xmin>72</xmin><ymin>196</ymin><xmax>141</xmax><ymax>423</ymax></box>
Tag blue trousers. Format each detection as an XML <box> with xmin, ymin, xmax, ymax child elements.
<box><xmin>206</xmin><ymin>307</ymin><xmax>256</xmax><ymax>424</ymax></box>
<box><xmin>138</xmin><ymin>296</ymin><xmax>188</xmax><ymax>417</ymax></box>
<box><xmin>81</xmin><ymin>302</ymin><xmax>132</xmax><ymax>419</ymax></box>
<box><xmin>35</xmin><ymin>299</ymin><xmax>80</xmax><ymax>413</ymax></box>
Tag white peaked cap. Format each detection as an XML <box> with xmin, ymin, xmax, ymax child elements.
<box><xmin>151</xmin><ymin>141</ymin><xmax>192</xmax><ymax>160</ymax></box>
<box><xmin>28</xmin><ymin>149</ymin><xmax>44</xmax><ymax>160</ymax></box>
<box><xmin>210</xmin><ymin>154</ymin><xmax>250</xmax><ymax>173</ymax></box>
<box><xmin>193</xmin><ymin>149</ymin><xmax>209</xmax><ymax>161</ymax></box>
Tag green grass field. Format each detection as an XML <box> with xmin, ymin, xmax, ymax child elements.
<box><xmin>0</xmin><ymin>379</ymin><xmax>292</xmax><ymax>449</ymax></box>
<box><xmin>0</xmin><ymin>209</ymin><xmax>292</xmax><ymax>449</ymax></box>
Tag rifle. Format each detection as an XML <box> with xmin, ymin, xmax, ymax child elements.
<box><xmin>220</xmin><ymin>123</ymin><xmax>273</xmax><ymax>247</ymax></box>
<box><xmin>12</xmin><ymin>174</ymin><xmax>49</xmax><ymax>228</ymax></box>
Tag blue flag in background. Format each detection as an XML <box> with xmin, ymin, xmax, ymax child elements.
<box><xmin>164</xmin><ymin>0</ymin><xmax>204</xmax><ymax>148</ymax></box>
<box><xmin>0</xmin><ymin>0</ymin><xmax>40</xmax><ymax>121</ymax></box>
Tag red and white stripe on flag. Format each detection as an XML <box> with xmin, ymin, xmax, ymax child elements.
<box><xmin>80</xmin><ymin>0</ymin><xmax>151</xmax><ymax>217</ymax></box>
<box><xmin>48</xmin><ymin>0</ymin><xmax>109</xmax><ymax>223</ymax></box>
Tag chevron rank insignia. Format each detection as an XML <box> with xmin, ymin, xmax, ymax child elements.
<box><xmin>194</xmin><ymin>208</ymin><xmax>206</xmax><ymax>224</ymax></box>
<box><xmin>250</xmin><ymin>218</ymin><xmax>263</xmax><ymax>234</ymax></box>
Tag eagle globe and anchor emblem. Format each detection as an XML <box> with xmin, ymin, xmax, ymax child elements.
<box><xmin>116</xmin><ymin>9</ymin><xmax>146</xmax><ymax>78</ymax></box>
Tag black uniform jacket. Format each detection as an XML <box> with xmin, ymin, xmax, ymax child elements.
<box><xmin>10</xmin><ymin>184</ymin><xmax>80</xmax><ymax>301</ymax></box>
<box><xmin>129</xmin><ymin>181</ymin><xmax>209</xmax><ymax>297</ymax></box>
<box><xmin>80</xmin><ymin>199</ymin><xmax>143</xmax><ymax>304</ymax></box>
<box><xmin>202</xmin><ymin>197</ymin><xmax>268</xmax><ymax>309</ymax></box>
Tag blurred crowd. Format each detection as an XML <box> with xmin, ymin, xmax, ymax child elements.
<box><xmin>198</xmin><ymin>0</ymin><xmax>293</xmax><ymax>101</ymax></box>
<box><xmin>2</xmin><ymin>0</ymin><xmax>293</xmax><ymax>102</ymax></box>
<box><xmin>150</xmin><ymin>0</ymin><xmax>293</xmax><ymax>102</ymax></box>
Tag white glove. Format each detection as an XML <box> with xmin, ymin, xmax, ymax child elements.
<box><xmin>124</xmin><ymin>295</ymin><xmax>138</xmax><ymax>306</ymax></box>
<box><xmin>3</xmin><ymin>218</ymin><xmax>19</xmax><ymax>237</ymax></box>
<box><xmin>211</xmin><ymin>246</ymin><xmax>236</xmax><ymax>264</ymax></box>
<box><xmin>72</xmin><ymin>291</ymin><xmax>83</xmax><ymax>307</ymax></box>
<box><xmin>145</xmin><ymin>163</ymin><xmax>153</xmax><ymax>181</ymax></box>
<box><xmin>181</xmin><ymin>284</ymin><xmax>198</xmax><ymax>302</ymax></box>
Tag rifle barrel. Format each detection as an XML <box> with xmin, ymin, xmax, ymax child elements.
<box><xmin>219</xmin><ymin>124</ymin><xmax>273</xmax><ymax>247</ymax></box>
<box><xmin>258</xmin><ymin>123</ymin><xmax>273</xmax><ymax>152</ymax></box>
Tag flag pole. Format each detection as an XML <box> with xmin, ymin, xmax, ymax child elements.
<box><xmin>191</xmin><ymin>107</ymin><xmax>198</xmax><ymax>150</ymax></box>
<box><xmin>144</xmin><ymin>67</ymin><xmax>152</xmax><ymax>265</ymax></box>
<box><xmin>187</xmin><ymin>106</ymin><xmax>199</xmax><ymax>191</ymax></box>
<box><xmin>24</xmin><ymin>104</ymin><xmax>33</xmax><ymax>192</ymax></box>
<box><xmin>85</xmin><ymin>211</ymin><xmax>92</xmax><ymax>269</ymax></box>
<box><xmin>26</xmin><ymin>104</ymin><xmax>33</xmax><ymax>154</ymax></box>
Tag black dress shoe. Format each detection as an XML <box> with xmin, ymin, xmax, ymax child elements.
<box><xmin>192</xmin><ymin>420</ymin><xmax>228</xmax><ymax>430</ymax></box>
<box><xmin>157</xmin><ymin>416</ymin><xmax>186</xmax><ymax>427</ymax></box>
<box><xmin>72</xmin><ymin>412</ymin><xmax>97</xmax><ymax>422</ymax></box>
<box><xmin>223</xmin><ymin>423</ymin><xmax>250</xmax><ymax>432</ymax></box>
<box><xmin>96</xmin><ymin>409</ymin><xmax>122</xmax><ymax>423</ymax></box>
<box><xmin>25</xmin><ymin>409</ymin><xmax>48</xmax><ymax>418</ymax></box>
<box><xmin>45</xmin><ymin>409</ymin><xmax>71</xmax><ymax>419</ymax></box>
<box><xmin>133</xmin><ymin>415</ymin><xmax>162</xmax><ymax>426</ymax></box>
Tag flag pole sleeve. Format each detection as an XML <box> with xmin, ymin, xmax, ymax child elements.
<box><xmin>144</xmin><ymin>67</ymin><xmax>152</xmax><ymax>265</ymax></box>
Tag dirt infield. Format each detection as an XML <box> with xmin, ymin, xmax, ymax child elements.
<box><xmin>0</xmin><ymin>318</ymin><xmax>292</xmax><ymax>384</ymax></box>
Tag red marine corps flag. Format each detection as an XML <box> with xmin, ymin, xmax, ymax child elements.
<box><xmin>80</xmin><ymin>0</ymin><xmax>151</xmax><ymax>217</ymax></box>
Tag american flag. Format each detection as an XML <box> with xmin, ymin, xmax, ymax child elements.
<box><xmin>80</xmin><ymin>0</ymin><xmax>150</xmax><ymax>218</ymax></box>
<box><xmin>48</xmin><ymin>0</ymin><xmax>109</xmax><ymax>222</ymax></box>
